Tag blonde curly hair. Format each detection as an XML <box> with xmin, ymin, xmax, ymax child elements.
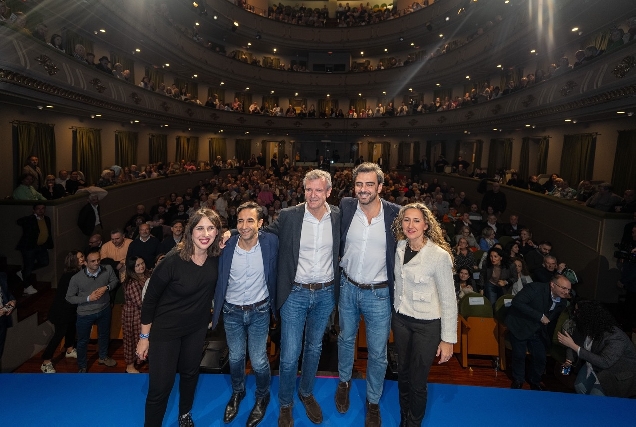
<box><xmin>392</xmin><ymin>202</ymin><xmax>454</xmax><ymax>264</ymax></box>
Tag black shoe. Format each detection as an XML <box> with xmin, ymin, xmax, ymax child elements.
<box><xmin>224</xmin><ymin>390</ymin><xmax>246</xmax><ymax>423</ymax></box>
<box><xmin>365</xmin><ymin>401</ymin><xmax>381</xmax><ymax>427</ymax></box>
<box><xmin>334</xmin><ymin>380</ymin><xmax>351</xmax><ymax>414</ymax></box>
<box><xmin>298</xmin><ymin>392</ymin><xmax>323</xmax><ymax>424</ymax></box>
<box><xmin>530</xmin><ymin>382</ymin><xmax>545</xmax><ymax>391</ymax></box>
<box><xmin>278</xmin><ymin>406</ymin><xmax>294</xmax><ymax>427</ymax></box>
<box><xmin>179</xmin><ymin>412</ymin><xmax>194</xmax><ymax>427</ymax></box>
<box><xmin>510</xmin><ymin>380</ymin><xmax>523</xmax><ymax>389</ymax></box>
<box><xmin>246</xmin><ymin>394</ymin><xmax>270</xmax><ymax>427</ymax></box>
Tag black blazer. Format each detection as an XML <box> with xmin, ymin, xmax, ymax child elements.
<box><xmin>505</xmin><ymin>281</ymin><xmax>566</xmax><ymax>341</ymax></box>
<box><xmin>264</xmin><ymin>203</ymin><xmax>341</xmax><ymax>310</ymax></box>
<box><xmin>16</xmin><ymin>214</ymin><xmax>53</xmax><ymax>250</ymax></box>
<box><xmin>1</xmin><ymin>272</ymin><xmax>16</xmax><ymax>327</ymax></box>
<box><xmin>77</xmin><ymin>203</ymin><xmax>100</xmax><ymax>236</ymax></box>
<box><xmin>339</xmin><ymin>197</ymin><xmax>401</xmax><ymax>302</ymax></box>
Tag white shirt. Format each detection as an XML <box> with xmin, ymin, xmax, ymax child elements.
<box><xmin>294</xmin><ymin>203</ymin><xmax>333</xmax><ymax>284</ymax></box>
<box><xmin>340</xmin><ymin>202</ymin><xmax>387</xmax><ymax>284</ymax></box>
<box><xmin>91</xmin><ymin>204</ymin><xmax>100</xmax><ymax>226</ymax></box>
<box><xmin>226</xmin><ymin>240</ymin><xmax>268</xmax><ymax>305</ymax></box>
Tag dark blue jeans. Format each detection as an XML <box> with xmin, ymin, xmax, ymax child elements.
<box><xmin>223</xmin><ymin>299</ymin><xmax>271</xmax><ymax>398</ymax></box>
<box><xmin>76</xmin><ymin>306</ymin><xmax>111</xmax><ymax>369</ymax></box>
<box><xmin>278</xmin><ymin>284</ymin><xmax>335</xmax><ymax>407</ymax></box>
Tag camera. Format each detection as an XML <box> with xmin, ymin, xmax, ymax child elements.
<box><xmin>561</xmin><ymin>365</ymin><xmax>571</xmax><ymax>375</ymax></box>
<box><xmin>614</xmin><ymin>242</ymin><xmax>636</xmax><ymax>263</ymax></box>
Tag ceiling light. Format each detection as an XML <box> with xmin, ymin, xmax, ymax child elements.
<box><xmin>572</xmin><ymin>119</ymin><xmax>577</xmax><ymax>124</ymax></box>
<box><xmin>564</xmin><ymin>119</ymin><xmax>572</xmax><ymax>122</ymax></box>
<box><xmin>192</xmin><ymin>2</ymin><xmax>198</xmax><ymax>7</ymax></box>
<box><xmin>466</xmin><ymin>75</ymin><xmax>470</xmax><ymax>79</ymax></box>
<box><xmin>382</xmin><ymin>91</ymin><xmax>386</xmax><ymax>94</ymax></box>
<box><xmin>497</xmin><ymin>64</ymin><xmax>502</xmax><ymax>68</ymax></box>
<box><xmin>95</xmin><ymin>114</ymin><xmax>101</xmax><ymax>117</ymax></box>
<box><xmin>164</xmin><ymin>124</ymin><xmax>169</xmax><ymax>127</ymax></box>
<box><xmin>410</xmin><ymin>42</ymin><xmax>414</xmax><ymax>46</ymax></box>
<box><xmin>220</xmin><ymin>81</ymin><xmax>224</xmax><ymax>85</ymax></box>
<box><xmin>445</xmin><ymin>16</ymin><xmax>449</xmax><ymax>21</ymax></box>
<box><xmin>384</xmin><ymin>48</ymin><xmax>388</xmax><ymax>52</ymax></box>
<box><xmin>628</xmin><ymin>112</ymin><xmax>634</xmax><ymax>117</ymax></box>
<box><xmin>247</xmin><ymin>42</ymin><xmax>251</xmax><ymax>46</ymax></box>
<box><xmin>135</xmin><ymin>48</ymin><xmax>141</xmax><ymax>52</ymax></box>
<box><xmin>571</xmin><ymin>27</ymin><xmax>579</xmax><ymax>32</ymax></box>
<box><xmin>295</xmin><ymin>92</ymin><xmax>299</xmax><ymax>96</ymax></box>
<box><xmin>99</xmin><ymin>29</ymin><xmax>106</xmax><ymax>33</ymax></box>
<box><xmin>256</xmin><ymin>34</ymin><xmax>261</xmax><ymax>39</ymax></box>
<box><xmin>617</xmin><ymin>111</ymin><xmax>626</xmax><ymax>114</ymax></box>
<box><xmin>409</xmin><ymin>88</ymin><xmax>412</xmax><ymax>92</ymax></box>
<box><xmin>245</xmin><ymin>87</ymin><xmax>249</xmax><ymax>90</ymax></box>
<box><xmin>359</xmin><ymin>93</ymin><xmax>362</xmax><ymax>96</ymax></box>
<box><xmin>271</xmin><ymin>90</ymin><xmax>275</xmax><ymax>94</ymax></box>
<box><xmin>233</xmin><ymin>21</ymin><xmax>239</xmax><ymax>27</ymax></box>
<box><xmin>195</xmin><ymin>22</ymin><xmax>199</xmax><ymax>26</ymax></box>
<box><xmin>273</xmin><ymin>48</ymin><xmax>277</xmax><ymax>52</ymax></box>
<box><xmin>436</xmin><ymin>83</ymin><xmax>440</xmax><ymax>86</ymax></box>
<box><xmin>90</xmin><ymin>115</ymin><xmax>95</xmax><ymax>119</ymax></box>
<box><xmin>360</xmin><ymin>51</ymin><xmax>364</xmax><ymax>55</ymax></box>
<box><xmin>505</xmin><ymin>0</ymin><xmax>509</xmax><ymax>3</ymax></box>
<box><xmin>327</xmin><ymin>94</ymin><xmax>330</xmax><ymax>97</ymax></box>
<box><xmin>439</xmin><ymin>34</ymin><xmax>443</xmax><ymax>38</ymax></box>
<box><xmin>134</xmin><ymin>120</ymin><xmax>139</xmax><ymax>123</ymax></box>
<box><xmin>165</xmin><ymin>63</ymin><xmax>170</xmax><ymax>67</ymax></box>
<box><xmin>525</xmin><ymin>124</ymin><xmax>531</xmax><ymax>127</ymax></box>
<box><xmin>193</xmin><ymin>74</ymin><xmax>197</xmax><ymax>77</ymax></box>
<box><xmin>46</xmin><ymin>105</ymin><xmax>53</xmax><ymax>108</ymax></box>
<box><xmin>398</xmin><ymin>36</ymin><xmax>404</xmax><ymax>42</ymax></box>
<box><xmin>37</xmin><ymin>105</ymin><xmax>43</xmax><ymax>110</ymax></box>
<box><xmin>530</xmin><ymin>49</ymin><xmax>536</xmax><ymax>53</ymax></box>
<box><xmin>493</xmin><ymin>128</ymin><xmax>498</xmax><ymax>131</ymax></box>
<box><xmin>213</xmin><ymin>15</ymin><xmax>217</xmax><ymax>19</ymax></box>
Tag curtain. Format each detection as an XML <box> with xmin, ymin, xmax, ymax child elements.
<box><xmin>173</xmin><ymin>78</ymin><xmax>188</xmax><ymax>92</ymax></box>
<box><xmin>63</xmin><ymin>29</ymin><xmax>93</xmax><ymax>58</ymax></box>
<box><xmin>433</xmin><ymin>88</ymin><xmax>452</xmax><ymax>101</ymax></box>
<box><xmin>349</xmin><ymin>99</ymin><xmax>366</xmax><ymax>114</ymax></box>
<box><xmin>175</xmin><ymin>136</ymin><xmax>198</xmax><ymax>163</ymax></box>
<box><xmin>115</xmin><ymin>131</ymin><xmax>138</xmax><ymax>167</ymax></box>
<box><xmin>111</xmin><ymin>52</ymin><xmax>135</xmax><ymax>83</ymax></box>
<box><xmin>537</xmin><ymin>136</ymin><xmax>549</xmax><ymax>174</ymax></box>
<box><xmin>474</xmin><ymin>139</ymin><xmax>484</xmax><ymax>171</ymax></box>
<box><xmin>611</xmin><ymin>130</ymin><xmax>636</xmax><ymax>195</ymax></box>
<box><xmin>518</xmin><ymin>137</ymin><xmax>530</xmax><ymax>182</ymax></box>
<box><xmin>454</xmin><ymin>141</ymin><xmax>461</xmax><ymax>163</ymax></box>
<box><xmin>15</xmin><ymin>121</ymin><xmax>56</xmax><ymax>180</ymax></box>
<box><xmin>74</xmin><ymin>128</ymin><xmax>102</xmax><ymax>186</ymax></box>
<box><xmin>413</xmin><ymin>141</ymin><xmax>421</xmax><ymax>166</ymax></box>
<box><xmin>502</xmin><ymin>138</ymin><xmax>513</xmax><ymax>170</ymax></box>
<box><xmin>318</xmin><ymin>99</ymin><xmax>339</xmax><ymax>115</ymax></box>
<box><xmin>145</xmin><ymin>66</ymin><xmax>164</xmax><ymax>89</ymax></box>
<box><xmin>208</xmin><ymin>87</ymin><xmax>225</xmax><ymax>105</ymax></box>
<box><xmin>487</xmin><ymin>139</ymin><xmax>499</xmax><ymax>177</ymax></box>
<box><xmin>278</xmin><ymin>140</ymin><xmax>287</xmax><ymax>163</ymax></box>
<box><xmin>382</xmin><ymin>142</ymin><xmax>391</xmax><ymax>165</ymax></box>
<box><xmin>560</xmin><ymin>134</ymin><xmax>596</xmax><ymax>188</ymax></box>
<box><xmin>209</xmin><ymin>138</ymin><xmax>227</xmax><ymax>162</ymax></box>
<box><xmin>149</xmin><ymin>134</ymin><xmax>167</xmax><ymax>164</ymax></box>
<box><xmin>188</xmin><ymin>82</ymin><xmax>198</xmax><ymax>99</ymax></box>
<box><xmin>261</xmin><ymin>95</ymin><xmax>279</xmax><ymax>110</ymax></box>
<box><xmin>426</xmin><ymin>142</ymin><xmax>431</xmax><ymax>168</ymax></box>
<box><xmin>235</xmin><ymin>139</ymin><xmax>251</xmax><ymax>163</ymax></box>
<box><xmin>398</xmin><ymin>142</ymin><xmax>411</xmax><ymax>167</ymax></box>
<box><xmin>367</xmin><ymin>142</ymin><xmax>375</xmax><ymax>164</ymax></box>
<box><xmin>235</xmin><ymin>92</ymin><xmax>252</xmax><ymax>113</ymax></box>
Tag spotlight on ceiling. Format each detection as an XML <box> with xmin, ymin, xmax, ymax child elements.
<box><xmin>255</xmin><ymin>33</ymin><xmax>261</xmax><ymax>40</ymax></box>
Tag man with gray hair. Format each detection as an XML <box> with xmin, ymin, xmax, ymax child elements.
<box><xmin>335</xmin><ymin>162</ymin><xmax>401</xmax><ymax>426</ymax></box>
<box><xmin>585</xmin><ymin>182</ymin><xmax>623</xmax><ymax>212</ymax></box>
<box><xmin>256</xmin><ymin>169</ymin><xmax>341</xmax><ymax>427</ymax></box>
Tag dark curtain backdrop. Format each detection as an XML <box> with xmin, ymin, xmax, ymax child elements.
<box><xmin>398</xmin><ymin>142</ymin><xmax>411</xmax><ymax>167</ymax></box>
<box><xmin>560</xmin><ymin>134</ymin><xmax>596</xmax><ymax>188</ymax></box>
<box><xmin>208</xmin><ymin>87</ymin><xmax>226</xmax><ymax>105</ymax></box>
<box><xmin>519</xmin><ymin>137</ymin><xmax>530</xmax><ymax>182</ymax></box>
<box><xmin>474</xmin><ymin>139</ymin><xmax>484</xmax><ymax>170</ymax></box>
<box><xmin>318</xmin><ymin>99</ymin><xmax>339</xmax><ymax>115</ymax></box>
<box><xmin>209</xmin><ymin>138</ymin><xmax>227</xmax><ymax>162</ymax></box>
<box><xmin>433</xmin><ymin>88</ymin><xmax>453</xmax><ymax>101</ymax></box>
<box><xmin>63</xmin><ymin>29</ymin><xmax>93</xmax><ymax>58</ymax></box>
<box><xmin>382</xmin><ymin>141</ymin><xmax>391</xmax><ymax>164</ymax></box>
<box><xmin>73</xmin><ymin>128</ymin><xmax>102</xmax><ymax>186</ymax></box>
<box><xmin>261</xmin><ymin>95</ymin><xmax>279</xmax><ymax>109</ymax></box>
<box><xmin>149</xmin><ymin>134</ymin><xmax>167</xmax><ymax>164</ymax></box>
<box><xmin>413</xmin><ymin>141</ymin><xmax>421</xmax><ymax>165</ymax></box>
<box><xmin>537</xmin><ymin>136</ymin><xmax>549</xmax><ymax>174</ymax></box>
<box><xmin>175</xmin><ymin>136</ymin><xmax>199</xmax><ymax>163</ymax></box>
<box><xmin>15</xmin><ymin>121</ymin><xmax>56</xmax><ymax>180</ymax></box>
<box><xmin>110</xmin><ymin>52</ymin><xmax>135</xmax><ymax>83</ymax></box>
<box><xmin>115</xmin><ymin>131</ymin><xmax>138</xmax><ymax>167</ymax></box>
<box><xmin>611</xmin><ymin>130</ymin><xmax>636</xmax><ymax>195</ymax></box>
<box><xmin>235</xmin><ymin>139</ymin><xmax>251</xmax><ymax>163</ymax></box>
<box><xmin>235</xmin><ymin>92</ymin><xmax>252</xmax><ymax>113</ymax></box>
<box><xmin>487</xmin><ymin>138</ymin><xmax>513</xmax><ymax>177</ymax></box>
<box><xmin>145</xmin><ymin>66</ymin><xmax>164</xmax><ymax>89</ymax></box>
<box><xmin>349</xmin><ymin>99</ymin><xmax>367</xmax><ymax>114</ymax></box>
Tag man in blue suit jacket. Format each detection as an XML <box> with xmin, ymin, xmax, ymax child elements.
<box><xmin>335</xmin><ymin>162</ymin><xmax>401</xmax><ymax>426</ymax></box>
<box><xmin>214</xmin><ymin>202</ymin><xmax>278</xmax><ymax>427</ymax></box>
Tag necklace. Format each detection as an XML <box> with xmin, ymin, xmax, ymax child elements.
<box><xmin>406</xmin><ymin>239</ymin><xmax>425</xmax><ymax>252</ymax></box>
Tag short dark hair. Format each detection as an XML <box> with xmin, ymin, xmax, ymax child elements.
<box><xmin>538</xmin><ymin>241</ymin><xmax>552</xmax><ymax>247</ymax></box>
<box><xmin>110</xmin><ymin>228</ymin><xmax>124</xmax><ymax>236</ymax></box>
<box><xmin>237</xmin><ymin>201</ymin><xmax>264</xmax><ymax>220</ymax></box>
<box><xmin>32</xmin><ymin>202</ymin><xmax>46</xmax><ymax>210</ymax></box>
<box><xmin>86</xmin><ymin>247</ymin><xmax>101</xmax><ymax>258</ymax></box>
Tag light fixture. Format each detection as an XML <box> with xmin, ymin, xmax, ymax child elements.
<box><xmin>439</xmin><ymin>34</ymin><xmax>444</xmax><ymax>38</ymax></box>
<box><xmin>565</xmin><ymin>119</ymin><xmax>572</xmax><ymax>122</ymax></box>
<box><xmin>195</xmin><ymin>22</ymin><xmax>199</xmax><ymax>26</ymax></box>
<box><xmin>617</xmin><ymin>111</ymin><xmax>626</xmax><ymax>114</ymax></box>
<box><xmin>245</xmin><ymin>87</ymin><xmax>249</xmax><ymax>90</ymax></box>
<box><xmin>295</xmin><ymin>92</ymin><xmax>299</xmax><ymax>96</ymax></box>
<box><xmin>135</xmin><ymin>48</ymin><xmax>141</xmax><ymax>52</ymax></box>
<box><xmin>327</xmin><ymin>94</ymin><xmax>330</xmax><ymax>97</ymax></box>
<box><xmin>571</xmin><ymin>27</ymin><xmax>579</xmax><ymax>32</ymax></box>
<box><xmin>134</xmin><ymin>120</ymin><xmax>139</xmax><ymax>123</ymax></box>
<box><xmin>493</xmin><ymin>128</ymin><xmax>498</xmax><ymax>131</ymax></box>
<box><xmin>436</xmin><ymin>83</ymin><xmax>440</xmax><ymax>86</ymax></box>
<box><xmin>497</xmin><ymin>64</ymin><xmax>502</xmax><ymax>68</ymax></box>
<box><xmin>271</xmin><ymin>90</ymin><xmax>275</xmax><ymax>94</ymax></box>
<box><xmin>525</xmin><ymin>124</ymin><xmax>531</xmax><ymax>127</ymax></box>
<box><xmin>220</xmin><ymin>129</ymin><xmax>224</xmax><ymax>132</ymax></box>
<box><xmin>445</xmin><ymin>16</ymin><xmax>449</xmax><ymax>21</ymax></box>
<box><xmin>130</xmin><ymin>120</ymin><xmax>134</xmax><ymax>124</ymax></box>
<box><xmin>220</xmin><ymin>81</ymin><xmax>224</xmax><ymax>85</ymax></box>
<box><xmin>213</xmin><ymin>15</ymin><xmax>217</xmax><ymax>19</ymax></box>
<box><xmin>233</xmin><ymin>21</ymin><xmax>239</xmax><ymax>27</ymax></box>
<box><xmin>466</xmin><ymin>75</ymin><xmax>470</xmax><ymax>79</ymax></box>
<box><xmin>360</xmin><ymin>51</ymin><xmax>364</xmax><ymax>55</ymax></box>
<box><xmin>193</xmin><ymin>74</ymin><xmax>197</xmax><ymax>77</ymax></box>
<box><xmin>90</xmin><ymin>115</ymin><xmax>95</xmax><ymax>118</ymax></box>
<box><xmin>46</xmin><ymin>105</ymin><xmax>53</xmax><ymax>108</ymax></box>
<box><xmin>505</xmin><ymin>0</ymin><xmax>509</xmax><ymax>3</ymax></box>
<box><xmin>628</xmin><ymin>112</ymin><xmax>634</xmax><ymax>117</ymax></box>
<box><xmin>410</xmin><ymin>42</ymin><xmax>414</xmax><ymax>46</ymax></box>
<box><xmin>165</xmin><ymin>63</ymin><xmax>170</xmax><ymax>67</ymax></box>
<box><xmin>359</xmin><ymin>93</ymin><xmax>362</xmax><ymax>96</ymax></box>
<box><xmin>273</xmin><ymin>48</ymin><xmax>277</xmax><ymax>52</ymax></box>
<box><xmin>164</xmin><ymin>124</ymin><xmax>169</xmax><ymax>127</ymax></box>
<box><xmin>409</xmin><ymin>88</ymin><xmax>412</xmax><ymax>92</ymax></box>
<box><xmin>95</xmin><ymin>114</ymin><xmax>101</xmax><ymax>117</ymax></box>
<box><xmin>99</xmin><ymin>29</ymin><xmax>106</xmax><ymax>33</ymax></box>
<box><xmin>530</xmin><ymin>49</ymin><xmax>536</xmax><ymax>53</ymax></box>
<box><xmin>256</xmin><ymin>34</ymin><xmax>261</xmax><ymax>40</ymax></box>
<box><xmin>37</xmin><ymin>105</ymin><xmax>43</xmax><ymax>110</ymax></box>
<box><xmin>382</xmin><ymin>91</ymin><xmax>386</xmax><ymax>94</ymax></box>
<box><xmin>247</xmin><ymin>42</ymin><xmax>251</xmax><ymax>46</ymax></box>
<box><xmin>192</xmin><ymin>2</ymin><xmax>198</xmax><ymax>7</ymax></box>
<box><xmin>572</xmin><ymin>119</ymin><xmax>577</xmax><ymax>124</ymax></box>
<box><xmin>384</xmin><ymin>48</ymin><xmax>388</xmax><ymax>52</ymax></box>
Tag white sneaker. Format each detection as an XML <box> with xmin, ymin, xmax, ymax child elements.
<box><xmin>16</xmin><ymin>271</ymin><xmax>23</xmax><ymax>281</ymax></box>
<box><xmin>41</xmin><ymin>363</ymin><xmax>56</xmax><ymax>373</ymax></box>
<box><xmin>65</xmin><ymin>349</ymin><xmax>78</xmax><ymax>359</ymax></box>
<box><xmin>23</xmin><ymin>285</ymin><xmax>38</xmax><ymax>295</ymax></box>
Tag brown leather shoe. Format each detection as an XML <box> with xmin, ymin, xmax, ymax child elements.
<box><xmin>365</xmin><ymin>401</ymin><xmax>381</xmax><ymax>427</ymax></box>
<box><xmin>334</xmin><ymin>380</ymin><xmax>351</xmax><ymax>414</ymax></box>
<box><xmin>298</xmin><ymin>393</ymin><xmax>323</xmax><ymax>424</ymax></box>
<box><xmin>278</xmin><ymin>406</ymin><xmax>294</xmax><ymax>427</ymax></box>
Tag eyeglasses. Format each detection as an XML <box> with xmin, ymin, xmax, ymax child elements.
<box><xmin>551</xmin><ymin>281</ymin><xmax>571</xmax><ymax>293</ymax></box>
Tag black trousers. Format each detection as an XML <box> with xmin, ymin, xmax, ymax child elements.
<box><xmin>392</xmin><ymin>313</ymin><xmax>441</xmax><ymax>427</ymax></box>
<box><xmin>42</xmin><ymin>318</ymin><xmax>76</xmax><ymax>360</ymax></box>
<box><xmin>144</xmin><ymin>327</ymin><xmax>207</xmax><ymax>427</ymax></box>
<box><xmin>0</xmin><ymin>316</ymin><xmax>9</xmax><ymax>370</ymax></box>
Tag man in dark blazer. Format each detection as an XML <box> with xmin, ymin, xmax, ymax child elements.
<box><xmin>213</xmin><ymin>202</ymin><xmax>278</xmax><ymax>427</ymax></box>
<box><xmin>335</xmin><ymin>162</ymin><xmax>401</xmax><ymax>426</ymax></box>
<box><xmin>505</xmin><ymin>274</ymin><xmax>572</xmax><ymax>390</ymax></box>
<box><xmin>263</xmin><ymin>169</ymin><xmax>340</xmax><ymax>427</ymax></box>
<box><xmin>0</xmin><ymin>272</ymin><xmax>17</xmax><ymax>371</ymax></box>
<box><xmin>77</xmin><ymin>193</ymin><xmax>102</xmax><ymax>237</ymax></box>
<box><xmin>16</xmin><ymin>203</ymin><xmax>53</xmax><ymax>295</ymax></box>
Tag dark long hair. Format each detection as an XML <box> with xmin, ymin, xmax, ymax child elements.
<box><xmin>176</xmin><ymin>208</ymin><xmax>222</xmax><ymax>260</ymax></box>
<box><xmin>124</xmin><ymin>256</ymin><xmax>151</xmax><ymax>287</ymax></box>
<box><xmin>574</xmin><ymin>300</ymin><xmax>617</xmax><ymax>342</ymax></box>
<box><xmin>63</xmin><ymin>251</ymin><xmax>83</xmax><ymax>273</ymax></box>
<box><xmin>485</xmin><ymin>246</ymin><xmax>510</xmax><ymax>269</ymax></box>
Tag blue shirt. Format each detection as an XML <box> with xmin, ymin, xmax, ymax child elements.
<box><xmin>226</xmin><ymin>240</ymin><xmax>268</xmax><ymax>305</ymax></box>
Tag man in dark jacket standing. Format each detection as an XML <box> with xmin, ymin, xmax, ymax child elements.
<box><xmin>77</xmin><ymin>194</ymin><xmax>103</xmax><ymax>237</ymax></box>
<box><xmin>505</xmin><ymin>275</ymin><xmax>571</xmax><ymax>390</ymax></box>
<box><xmin>16</xmin><ymin>203</ymin><xmax>53</xmax><ymax>295</ymax></box>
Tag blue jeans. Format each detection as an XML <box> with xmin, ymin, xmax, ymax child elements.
<box><xmin>76</xmin><ymin>306</ymin><xmax>111</xmax><ymax>369</ymax></box>
<box><xmin>574</xmin><ymin>366</ymin><xmax>605</xmax><ymax>396</ymax></box>
<box><xmin>223</xmin><ymin>299</ymin><xmax>271</xmax><ymax>398</ymax></box>
<box><xmin>278</xmin><ymin>283</ymin><xmax>335</xmax><ymax>407</ymax></box>
<box><xmin>338</xmin><ymin>274</ymin><xmax>391</xmax><ymax>404</ymax></box>
<box><xmin>483</xmin><ymin>281</ymin><xmax>504</xmax><ymax>309</ymax></box>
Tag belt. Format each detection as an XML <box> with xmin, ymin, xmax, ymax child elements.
<box><xmin>343</xmin><ymin>271</ymin><xmax>388</xmax><ymax>290</ymax></box>
<box><xmin>227</xmin><ymin>297</ymin><xmax>269</xmax><ymax>311</ymax></box>
<box><xmin>295</xmin><ymin>280</ymin><xmax>334</xmax><ymax>290</ymax></box>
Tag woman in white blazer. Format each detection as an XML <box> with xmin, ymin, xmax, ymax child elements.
<box><xmin>392</xmin><ymin>202</ymin><xmax>457</xmax><ymax>427</ymax></box>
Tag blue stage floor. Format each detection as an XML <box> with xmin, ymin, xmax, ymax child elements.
<box><xmin>1</xmin><ymin>374</ymin><xmax>635</xmax><ymax>426</ymax></box>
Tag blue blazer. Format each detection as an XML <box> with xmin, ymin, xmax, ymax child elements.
<box><xmin>213</xmin><ymin>231</ymin><xmax>278</xmax><ymax>327</ymax></box>
<box><xmin>339</xmin><ymin>197</ymin><xmax>401</xmax><ymax>302</ymax></box>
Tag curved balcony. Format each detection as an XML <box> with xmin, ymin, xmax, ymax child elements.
<box><xmin>2</xmin><ymin>25</ymin><xmax>636</xmax><ymax>136</ymax></box>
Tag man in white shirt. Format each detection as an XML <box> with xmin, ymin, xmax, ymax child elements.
<box><xmin>335</xmin><ymin>162</ymin><xmax>401</xmax><ymax>427</ymax></box>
